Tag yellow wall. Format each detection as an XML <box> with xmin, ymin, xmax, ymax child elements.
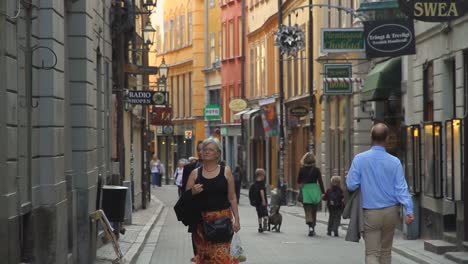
<box><xmin>154</xmin><ymin>0</ymin><xmax>206</xmax><ymax>146</ymax></box>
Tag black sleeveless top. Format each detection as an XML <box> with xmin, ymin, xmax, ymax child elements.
<box><xmin>196</xmin><ymin>166</ymin><xmax>231</xmax><ymax>212</ymax></box>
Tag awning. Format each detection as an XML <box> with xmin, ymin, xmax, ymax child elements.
<box><xmin>233</xmin><ymin>108</ymin><xmax>251</xmax><ymax>120</ymax></box>
<box><xmin>242</xmin><ymin>108</ymin><xmax>260</xmax><ymax>120</ymax></box>
<box><xmin>361</xmin><ymin>57</ymin><xmax>401</xmax><ymax>101</ymax></box>
<box><xmin>323</xmin><ymin>77</ymin><xmax>362</xmax><ymax>83</ymax></box>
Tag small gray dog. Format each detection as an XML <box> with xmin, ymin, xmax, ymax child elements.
<box><xmin>268</xmin><ymin>205</ymin><xmax>282</xmax><ymax>232</ymax></box>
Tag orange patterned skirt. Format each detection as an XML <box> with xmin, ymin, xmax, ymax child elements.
<box><xmin>191</xmin><ymin>208</ymin><xmax>239</xmax><ymax>264</ymax></box>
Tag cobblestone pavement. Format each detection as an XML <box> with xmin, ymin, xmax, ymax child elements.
<box><xmin>143</xmin><ymin>186</ymin><xmax>420</xmax><ymax>264</ymax></box>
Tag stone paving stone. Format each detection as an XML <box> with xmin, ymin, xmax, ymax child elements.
<box><xmin>146</xmin><ymin>186</ymin><xmax>419</xmax><ymax>264</ymax></box>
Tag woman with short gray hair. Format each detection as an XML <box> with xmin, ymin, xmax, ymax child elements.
<box><xmin>186</xmin><ymin>136</ymin><xmax>241</xmax><ymax>263</ymax></box>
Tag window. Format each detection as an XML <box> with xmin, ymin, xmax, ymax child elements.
<box><xmin>188</xmin><ymin>12</ymin><xmax>193</xmax><ymax>45</ymax></box>
<box><xmin>250</xmin><ymin>48</ymin><xmax>255</xmax><ymax>97</ymax></box>
<box><xmin>423</xmin><ymin>62</ymin><xmax>434</xmax><ymax>121</ymax></box>
<box><xmin>181</xmin><ymin>15</ymin><xmax>185</xmax><ymax>46</ymax></box>
<box><xmin>209</xmin><ymin>89</ymin><xmax>221</xmax><ymax>105</ymax></box>
<box><xmin>222</xmin><ymin>23</ymin><xmax>227</xmax><ymax>59</ymax></box>
<box><xmin>210</xmin><ymin>0</ymin><xmax>215</xmax><ymax>8</ymax></box>
<box><xmin>229</xmin><ymin>20</ymin><xmax>234</xmax><ymax>58</ymax></box>
<box><xmin>218</xmin><ymin>31</ymin><xmax>222</xmax><ymax>60</ymax></box>
<box><xmin>210</xmin><ymin>32</ymin><xmax>216</xmax><ymax>66</ymax></box>
<box><xmin>188</xmin><ymin>73</ymin><xmax>192</xmax><ymax>116</ymax></box>
<box><xmin>163</xmin><ymin>21</ymin><xmax>168</xmax><ymax>52</ymax></box>
<box><xmin>176</xmin><ymin>16</ymin><xmax>180</xmax><ymax>48</ymax></box>
<box><xmin>170</xmin><ymin>19</ymin><xmax>174</xmax><ymax>50</ymax></box>
<box><xmin>178</xmin><ymin>76</ymin><xmax>183</xmax><ymax>118</ymax></box>
<box><xmin>237</xmin><ymin>17</ymin><xmax>243</xmax><ymax>56</ymax></box>
<box><xmin>405</xmin><ymin>125</ymin><xmax>422</xmax><ymax>194</ymax></box>
<box><xmin>423</xmin><ymin>122</ymin><xmax>443</xmax><ymax>198</ymax></box>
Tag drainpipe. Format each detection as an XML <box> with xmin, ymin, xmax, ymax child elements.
<box><xmin>204</xmin><ymin>0</ymin><xmax>210</xmax><ymax>138</ymax></box>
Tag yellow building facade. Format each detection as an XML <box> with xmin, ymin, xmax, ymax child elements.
<box><xmin>152</xmin><ymin>0</ymin><xmax>206</xmax><ymax>175</ymax></box>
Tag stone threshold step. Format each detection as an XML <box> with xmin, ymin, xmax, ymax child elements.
<box><xmin>425</xmin><ymin>240</ymin><xmax>458</xmax><ymax>255</ymax></box>
<box><xmin>445</xmin><ymin>252</ymin><xmax>468</xmax><ymax>264</ymax></box>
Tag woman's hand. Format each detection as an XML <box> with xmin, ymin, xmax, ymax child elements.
<box><xmin>191</xmin><ymin>183</ymin><xmax>203</xmax><ymax>195</ymax></box>
<box><xmin>232</xmin><ymin>219</ymin><xmax>241</xmax><ymax>233</ymax></box>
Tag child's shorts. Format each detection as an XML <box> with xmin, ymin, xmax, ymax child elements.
<box><xmin>256</xmin><ymin>205</ymin><xmax>268</xmax><ymax>218</ymax></box>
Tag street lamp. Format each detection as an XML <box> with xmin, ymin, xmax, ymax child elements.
<box><xmin>142</xmin><ymin>20</ymin><xmax>156</xmax><ymax>46</ymax></box>
<box><xmin>159</xmin><ymin>57</ymin><xmax>168</xmax><ymax>79</ymax></box>
<box><xmin>143</xmin><ymin>0</ymin><xmax>157</xmax><ymax>12</ymax></box>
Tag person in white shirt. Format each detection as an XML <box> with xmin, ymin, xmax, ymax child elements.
<box><xmin>174</xmin><ymin>159</ymin><xmax>187</xmax><ymax>197</ymax></box>
<box><xmin>150</xmin><ymin>155</ymin><xmax>164</xmax><ymax>187</ymax></box>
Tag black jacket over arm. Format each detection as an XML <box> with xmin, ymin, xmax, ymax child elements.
<box><xmin>182</xmin><ymin>162</ymin><xmax>198</xmax><ymax>192</ymax></box>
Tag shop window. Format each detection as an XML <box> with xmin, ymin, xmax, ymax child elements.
<box><xmin>405</xmin><ymin>125</ymin><xmax>421</xmax><ymax>194</ymax></box>
<box><xmin>423</xmin><ymin>62</ymin><xmax>434</xmax><ymax>121</ymax></box>
<box><xmin>423</xmin><ymin>122</ymin><xmax>442</xmax><ymax>198</ymax></box>
<box><xmin>445</xmin><ymin>119</ymin><xmax>462</xmax><ymax>200</ymax></box>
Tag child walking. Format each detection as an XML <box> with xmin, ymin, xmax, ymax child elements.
<box><xmin>251</xmin><ymin>168</ymin><xmax>268</xmax><ymax>233</ymax></box>
<box><xmin>323</xmin><ymin>175</ymin><xmax>344</xmax><ymax>237</ymax></box>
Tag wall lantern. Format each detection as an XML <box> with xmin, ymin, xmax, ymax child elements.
<box><xmin>142</xmin><ymin>21</ymin><xmax>156</xmax><ymax>46</ymax></box>
<box><xmin>405</xmin><ymin>125</ymin><xmax>421</xmax><ymax>194</ymax></box>
<box><xmin>423</xmin><ymin>122</ymin><xmax>443</xmax><ymax>198</ymax></box>
<box><xmin>445</xmin><ymin>119</ymin><xmax>462</xmax><ymax>201</ymax></box>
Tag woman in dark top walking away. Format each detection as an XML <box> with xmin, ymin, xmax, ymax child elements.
<box><xmin>186</xmin><ymin>137</ymin><xmax>241</xmax><ymax>263</ymax></box>
<box><xmin>297</xmin><ymin>152</ymin><xmax>325</xmax><ymax>236</ymax></box>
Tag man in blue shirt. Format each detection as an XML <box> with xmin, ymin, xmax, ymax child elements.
<box><xmin>347</xmin><ymin>123</ymin><xmax>414</xmax><ymax>264</ymax></box>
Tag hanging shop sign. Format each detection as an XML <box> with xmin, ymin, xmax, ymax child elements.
<box><xmin>321</xmin><ymin>28</ymin><xmax>365</xmax><ymax>53</ymax></box>
<box><xmin>150</xmin><ymin>106</ymin><xmax>172</xmax><ymax>126</ymax></box>
<box><xmin>364</xmin><ymin>19</ymin><xmax>416</xmax><ymax>58</ymax></box>
<box><xmin>398</xmin><ymin>0</ymin><xmax>468</xmax><ymax>22</ymax></box>
<box><xmin>127</xmin><ymin>90</ymin><xmax>168</xmax><ymax>105</ymax></box>
<box><xmin>124</xmin><ymin>64</ymin><xmax>158</xmax><ymax>75</ymax></box>
<box><xmin>229</xmin><ymin>98</ymin><xmax>248</xmax><ymax>112</ymax></box>
<box><xmin>260</xmin><ymin>103</ymin><xmax>279</xmax><ymax>136</ymax></box>
<box><xmin>204</xmin><ymin>104</ymin><xmax>221</xmax><ymax>120</ymax></box>
<box><xmin>289</xmin><ymin>106</ymin><xmax>308</xmax><ymax>117</ymax></box>
<box><xmin>323</xmin><ymin>64</ymin><xmax>353</xmax><ymax>95</ymax></box>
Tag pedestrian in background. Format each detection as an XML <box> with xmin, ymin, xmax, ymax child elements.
<box><xmin>297</xmin><ymin>152</ymin><xmax>325</xmax><ymax>237</ymax></box>
<box><xmin>174</xmin><ymin>159</ymin><xmax>186</xmax><ymax>197</ymax></box>
<box><xmin>150</xmin><ymin>155</ymin><xmax>163</xmax><ymax>187</ymax></box>
<box><xmin>252</xmin><ymin>168</ymin><xmax>268</xmax><ymax>233</ymax></box>
<box><xmin>185</xmin><ymin>137</ymin><xmax>241</xmax><ymax>263</ymax></box>
<box><xmin>346</xmin><ymin>123</ymin><xmax>414</xmax><ymax>264</ymax></box>
<box><xmin>233</xmin><ymin>166</ymin><xmax>242</xmax><ymax>203</ymax></box>
<box><xmin>323</xmin><ymin>175</ymin><xmax>344</xmax><ymax>237</ymax></box>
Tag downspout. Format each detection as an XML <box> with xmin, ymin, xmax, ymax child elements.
<box><xmin>239</xmin><ymin>0</ymin><xmax>247</xmax><ymax>186</ymax></box>
<box><xmin>204</xmin><ymin>0</ymin><xmax>210</xmax><ymax>137</ymax></box>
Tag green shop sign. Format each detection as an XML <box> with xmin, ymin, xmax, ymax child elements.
<box><xmin>323</xmin><ymin>64</ymin><xmax>353</xmax><ymax>95</ymax></box>
<box><xmin>204</xmin><ymin>104</ymin><xmax>221</xmax><ymax>120</ymax></box>
<box><xmin>321</xmin><ymin>28</ymin><xmax>365</xmax><ymax>53</ymax></box>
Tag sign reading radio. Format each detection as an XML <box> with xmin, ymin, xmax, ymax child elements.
<box><xmin>398</xmin><ymin>0</ymin><xmax>468</xmax><ymax>22</ymax></box>
<box><xmin>364</xmin><ymin>19</ymin><xmax>416</xmax><ymax>58</ymax></box>
<box><xmin>127</xmin><ymin>90</ymin><xmax>168</xmax><ymax>105</ymax></box>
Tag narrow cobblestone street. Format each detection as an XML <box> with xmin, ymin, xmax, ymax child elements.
<box><xmin>140</xmin><ymin>186</ymin><xmax>418</xmax><ymax>264</ymax></box>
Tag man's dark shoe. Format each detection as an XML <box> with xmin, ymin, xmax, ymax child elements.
<box><xmin>334</xmin><ymin>231</ymin><xmax>339</xmax><ymax>237</ymax></box>
<box><xmin>258</xmin><ymin>228</ymin><xmax>263</xmax><ymax>233</ymax></box>
<box><xmin>308</xmin><ymin>230</ymin><xmax>315</xmax><ymax>237</ymax></box>
<box><xmin>327</xmin><ymin>231</ymin><xmax>332</xmax><ymax>236</ymax></box>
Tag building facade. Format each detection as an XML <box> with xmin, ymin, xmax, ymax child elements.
<box><xmin>220</xmin><ymin>0</ymin><xmax>244</xmax><ymax>172</ymax></box>
<box><xmin>403</xmin><ymin>16</ymin><xmax>468</xmax><ymax>244</ymax></box>
<box><xmin>155</xmin><ymin>0</ymin><xmax>206</xmax><ymax>175</ymax></box>
<box><xmin>0</xmin><ymin>0</ymin><xmax>114</xmax><ymax>263</ymax></box>
<box><xmin>244</xmin><ymin>0</ymin><xmax>281</xmax><ymax>188</ymax></box>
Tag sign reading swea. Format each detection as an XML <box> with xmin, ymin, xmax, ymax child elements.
<box><xmin>398</xmin><ymin>0</ymin><xmax>468</xmax><ymax>22</ymax></box>
<box><xmin>364</xmin><ymin>19</ymin><xmax>416</xmax><ymax>58</ymax></box>
<box><xmin>321</xmin><ymin>28</ymin><xmax>365</xmax><ymax>53</ymax></box>
<box><xmin>127</xmin><ymin>91</ymin><xmax>168</xmax><ymax>105</ymax></box>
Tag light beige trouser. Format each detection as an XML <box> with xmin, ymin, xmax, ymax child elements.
<box><xmin>363</xmin><ymin>205</ymin><xmax>400</xmax><ymax>264</ymax></box>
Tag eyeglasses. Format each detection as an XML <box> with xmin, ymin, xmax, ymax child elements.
<box><xmin>202</xmin><ymin>147</ymin><xmax>218</xmax><ymax>152</ymax></box>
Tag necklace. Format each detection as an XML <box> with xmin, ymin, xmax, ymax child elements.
<box><xmin>203</xmin><ymin>165</ymin><xmax>219</xmax><ymax>172</ymax></box>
